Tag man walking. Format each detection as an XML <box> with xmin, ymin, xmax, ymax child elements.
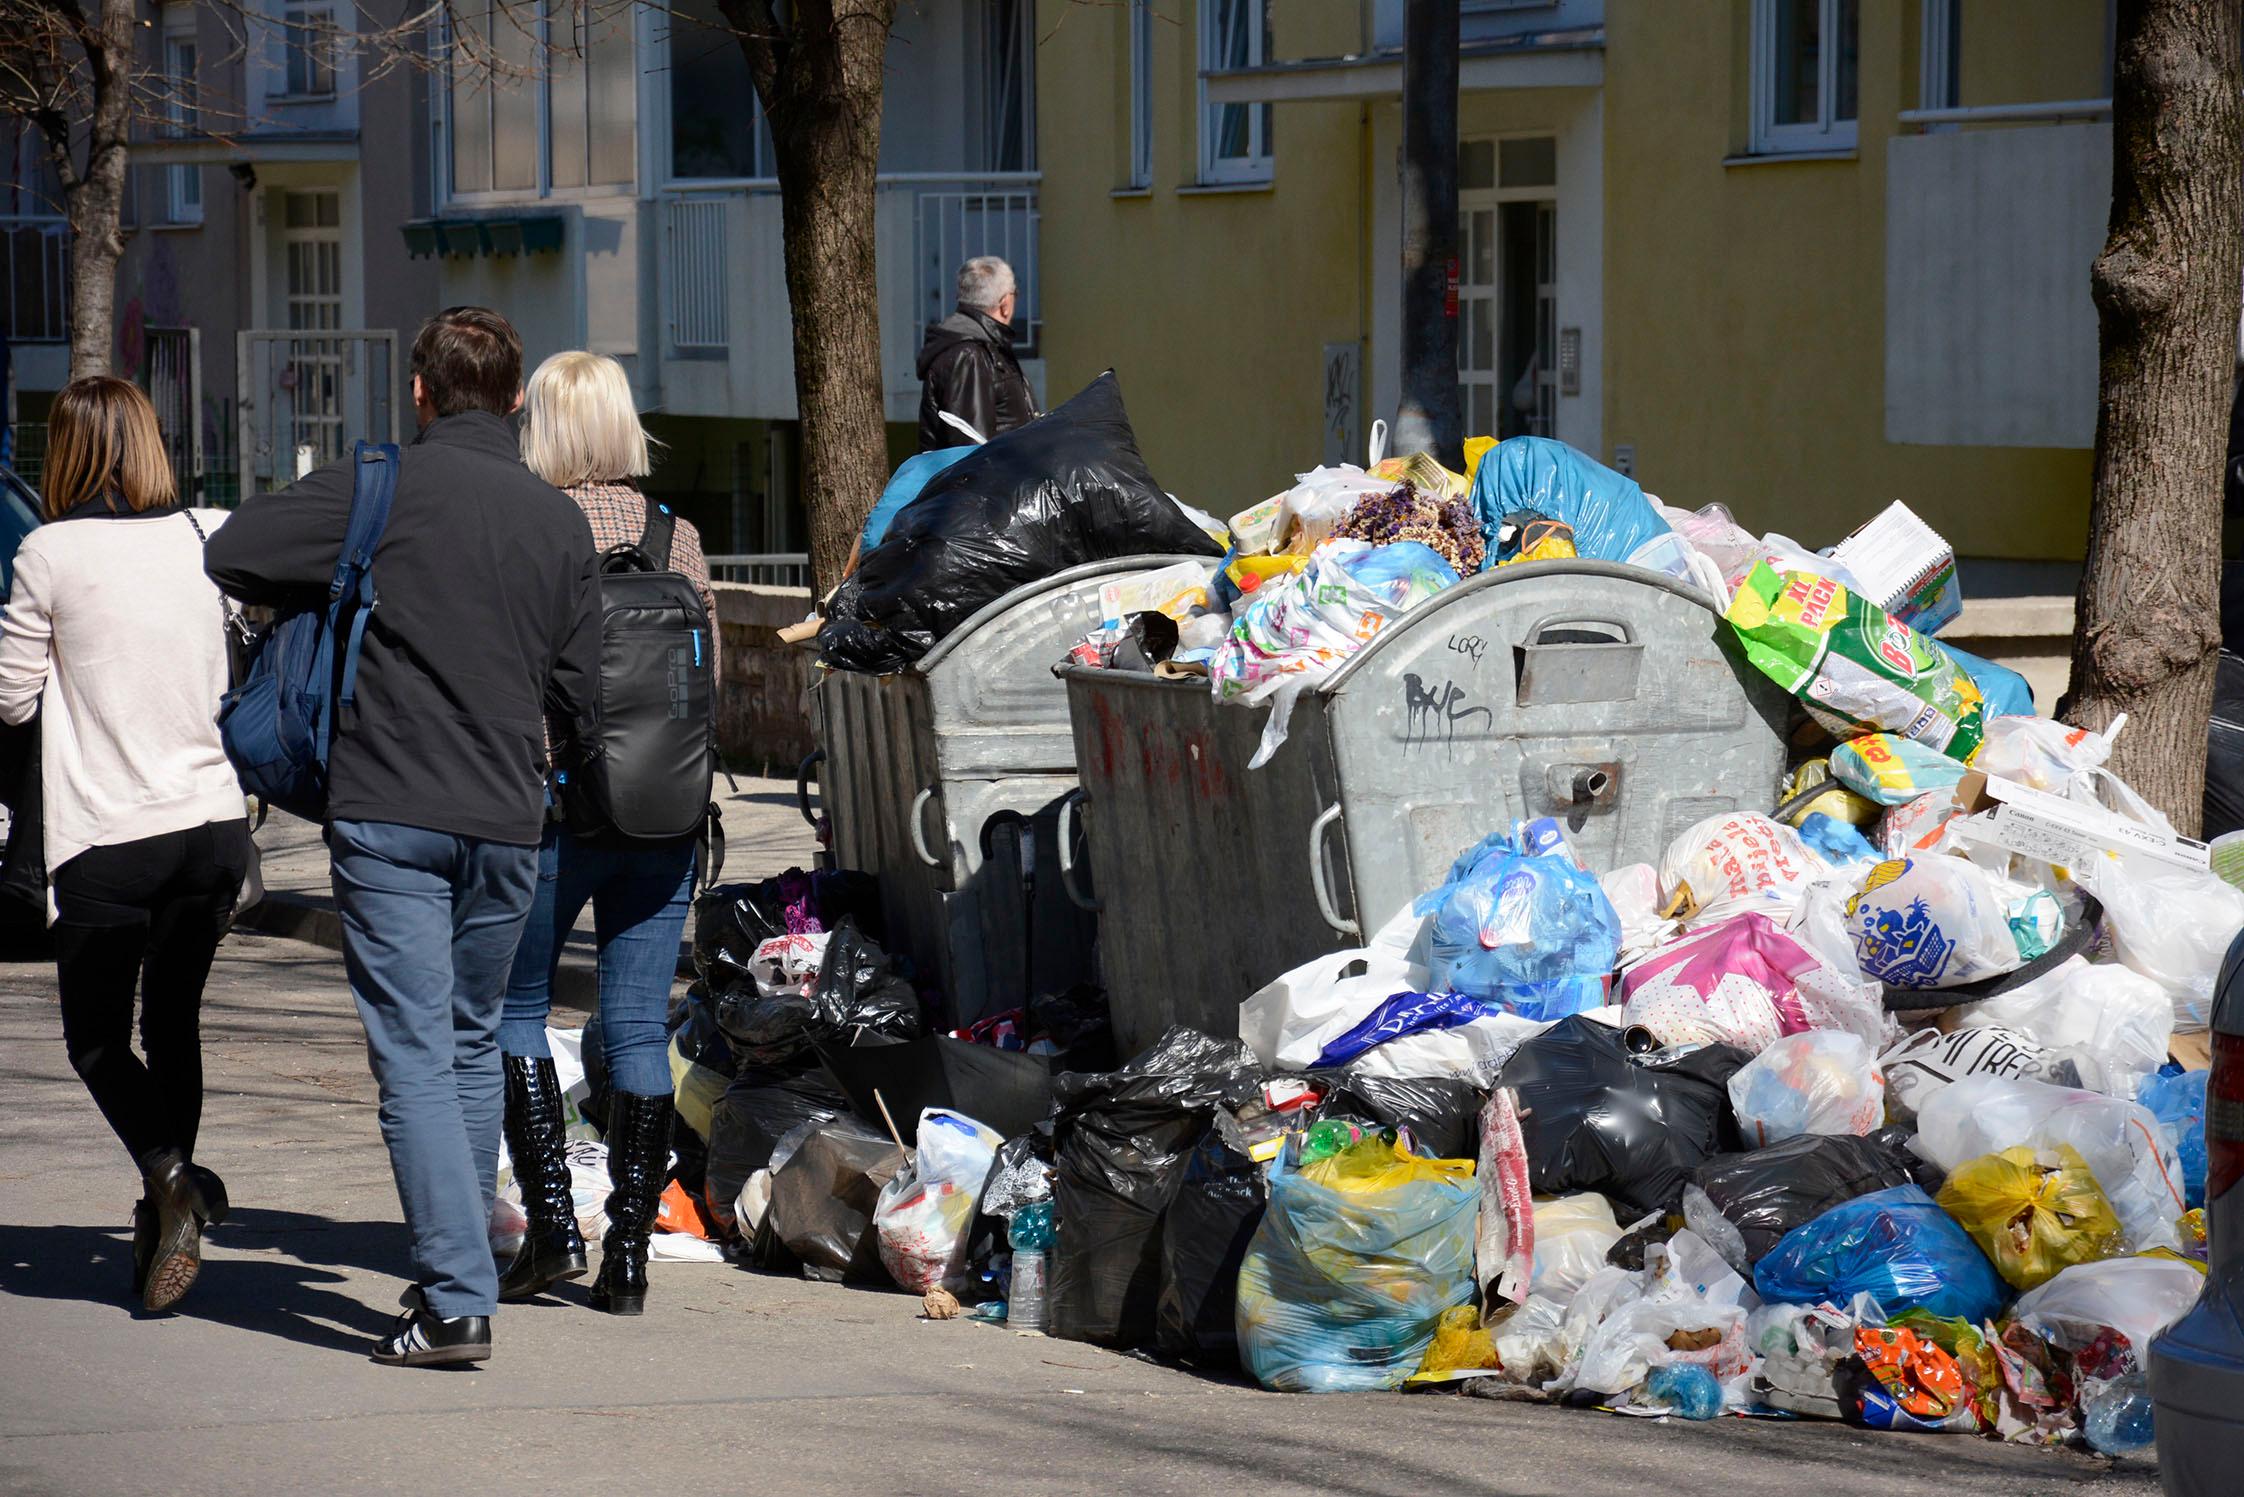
<box><xmin>916</xmin><ymin>255</ymin><xmax>1037</xmax><ymax>451</ymax></box>
<box><xmin>205</xmin><ymin>307</ymin><xmax>599</xmax><ymax>1367</ymax></box>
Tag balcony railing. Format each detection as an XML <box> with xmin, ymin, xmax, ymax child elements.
<box><xmin>708</xmin><ymin>553</ymin><xmax>810</xmax><ymax>589</ymax></box>
<box><xmin>1</xmin><ymin>215</ymin><xmax>69</xmax><ymax>344</ymax></box>
<box><xmin>912</xmin><ymin>180</ymin><xmax>1040</xmax><ymax>356</ymax></box>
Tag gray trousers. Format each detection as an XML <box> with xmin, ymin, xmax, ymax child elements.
<box><xmin>330</xmin><ymin>819</ymin><xmax>539</xmax><ymax>1319</ymax></box>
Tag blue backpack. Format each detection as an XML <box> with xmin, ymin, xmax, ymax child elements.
<box><xmin>217</xmin><ymin>442</ymin><xmax>399</xmax><ymax>821</ymax></box>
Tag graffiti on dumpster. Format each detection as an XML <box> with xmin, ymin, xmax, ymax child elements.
<box><xmin>1402</xmin><ymin>673</ymin><xmax>1491</xmax><ymax>756</ymax></box>
<box><xmin>1447</xmin><ymin>633</ymin><xmax>1488</xmax><ymax>667</ymax></box>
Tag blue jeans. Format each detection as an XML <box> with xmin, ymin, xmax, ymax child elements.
<box><xmin>330</xmin><ymin>819</ymin><xmax>540</xmax><ymax>1320</ymax></box>
<box><xmin>499</xmin><ymin>825</ymin><xmax>695</xmax><ymax>1099</ymax></box>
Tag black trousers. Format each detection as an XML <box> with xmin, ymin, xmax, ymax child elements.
<box><xmin>52</xmin><ymin>819</ymin><xmax>250</xmax><ymax>1166</ymax></box>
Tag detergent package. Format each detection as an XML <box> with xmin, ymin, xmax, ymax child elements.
<box><xmin>1723</xmin><ymin>562</ymin><xmax>1987</xmax><ymax>761</ymax></box>
<box><xmin>1829</xmin><ymin>733</ymin><xmax>1969</xmax><ymax>808</ymax></box>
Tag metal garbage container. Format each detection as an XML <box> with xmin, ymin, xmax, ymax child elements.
<box><xmin>803</xmin><ymin>556</ymin><xmax>1214</xmax><ymax>1026</ymax></box>
<box><xmin>1058</xmin><ymin>560</ymin><xmax>1792</xmax><ymax>1055</ymax></box>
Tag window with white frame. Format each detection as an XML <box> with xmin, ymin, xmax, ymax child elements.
<box><xmin>1126</xmin><ymin>0</ymin><xmax>1153</xmax><ymax>188</ymax></box>
<box><xmin>163</xmin><ymin>16</ymin><xmax>202</xmax><ymax>223</ymax></box>
<box><xmin>1198</xmin><ymin>0</ymin><xmax>1272</xmax><ymax>184</ymax></box>
<box><xmin>1750</xmin><ymin>0</ymin><xmax>1859</xmax><ymax>155</ymax></box>
<box><xmin>281</xmin><ymin>1</ymin><xmax>338</xmax><ymax>98</ymax></box>
<box><xmin>447</xmin><ymin>1</ymin><xmax>635</xmax><ymax>199</ymax></box>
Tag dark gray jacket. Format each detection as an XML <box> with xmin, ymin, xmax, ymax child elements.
<box><xmin>916</xmin><ymin>308</ymin><xmax>1036</xmax><ymax>451</ymax></box>
<box><xmin>203</xmin><ymin>411</ymin><xmax>600</xmax><ymax>845</ymax></box>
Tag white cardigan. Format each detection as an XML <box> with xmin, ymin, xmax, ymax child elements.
<box><xmin>0</xmin><ymin>507</ymin><xmax>247</xmax><ymax>888</ymax></box>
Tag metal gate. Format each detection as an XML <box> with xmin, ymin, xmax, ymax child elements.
<box><xmin>140</xmin><ymin>326</ymin><xmax>202</xmax><ymax>500</ymax></box>
<box><xmin>236</xmin><ymin>329</ymin><xmax>398</xmax><ymax>492</ymax></box>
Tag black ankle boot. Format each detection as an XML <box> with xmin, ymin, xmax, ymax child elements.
<box><xmin>588</xmin><ymin>1091</ymin><xmax>673</xmax><ymax>1316</ymax></box>
<box><xmin>136</xmin><ymin>1148</ymin><xmax>211</xmax><ymax>1312</ymax></box>
<box><xmin>498</xmin><ymin>1055</ymin><xmax>588</xmax><ymax>1302</ymax></box>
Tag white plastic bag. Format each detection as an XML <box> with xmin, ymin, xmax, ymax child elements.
<box><xmin>1490</xmin><ymin>1294</ymin><xmax>1572</xmax><ymax>1385</ymax></box>
<box><xmin>1846</xmin><ymin>855</ymin><xmax>2062</xmax><ymax>990</ymax></box>
<box><xmin>1237</xmin><ymin>907</ymin><xmax>1431</xmax><ymax>1068</ymax></box>
<box><xmin>1726</xmin><ymin>1030</ymin><xmax>1884</xmax><ymax>1144</ymax></box>
<box><xmin>1530</xmin><ymin>1193</ymin><xmax>1624</xmax><ymax>1305</ymax></box>
<box><xmin>872</xmin><ymin>1108</ymin><xmax>1003</xmax><ymax>1294</ymax></box>
<box><xmin>1974</xmin><ymin>716</ymin><xmax>2112</xmax><ymax>793</ymax></box>
<box><xmin>1951</xmin><ymin>955</ymin><xmax>2172</xmax><ymax>1099</ymax></box>
<box><xmin>1659</xmin><ymin>813</ymin><xmax>1826</xmax><ymax>922</ymax></box>
<box><xmin>2083</xmin><ymin>854</ymin><xmax>2244</xmax><ymax>1031</ymax></box>
<box><xmin>1879</xmin><ymin>1023</ymin><xmax>2055</xmax><ymax>1123</ymax></box>
<box><xmin>1601</xmin><ymin>862</ymin><xmax>1677</xmax><ymax>966</ymax></box>
<box><xmin>750</xmin><ymin>932</ymin><xmax>832</xmax><ymax>999</ymax></box>
<box><xmin>1912</xmin><ymin>1074</ymin><xmax>2185</xmax><ymax>1252</ymax></box>
<box><xmin>2009</xmin><ymin>1255</ymin><xmax>2207</xmax><ymax>1367</ymax></box>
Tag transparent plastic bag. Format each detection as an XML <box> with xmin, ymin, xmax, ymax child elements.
<box><xmin>1952</xmin><ymin>956</ymin><xmax>2172</xmax><ymax>1100</ymax></box>
<box><xmin>1911</xmin><ymin>1074</ymin><xmax>2185</xmax><ymax>1253</ymax></box>
<box><xmin>1752</xmin><ymin>1184</ymin><xmax>2010</xmax><ymax>1323</ymax></box>
<box><xmin>2008</xmin><ymin>1255</ymin><xmax>2208</xmax><ymax>1369</ymax></box>
<box><xmin>1727</xmin><ymin>1030</ymin><xmax>1885</xmax><ymax>1145</ymax></box>
<box><xmin>1530</xmin><ymin>1193</ymin><xmax>1623</xmax><ymax>1305</ymax></box>
<box><xmin>1234</xmin><ymin>1135</ymin><xmax>1478</xmax><ymax>1393</ymax></box>
<box><xmin>2083</xmin><ymin>855</ymin><xmax>2244</xmax><ymax>1031</ymax></box>
<box><xmin>873</xmin><ymin>1108</ymin><xmax>1003</xmax><ymax>1294</ymax></box>
<box><xmin>1418</xmin><ymin>834</ymin><xmax>1620</xmax><ymax>1020</ymax></box>
<box><xmin>2138</xmin><ymin>1068</ymin><xmax>2209</xmax><ymax>1211</ymax></box>
<box><xmin>1934</xmin><ymin>1144</ymin><xmax>2124</xmax><ymax>1291</ymax></box>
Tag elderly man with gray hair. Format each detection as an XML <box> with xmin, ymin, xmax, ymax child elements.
<box><xmin>916</xmin><ymin>254</ymin><xmax>1038</xmax><ymax>451</ymax></box>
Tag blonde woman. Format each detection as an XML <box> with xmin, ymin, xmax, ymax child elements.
<box><xmin>0</xmin><ymin>377</ymin><xmax>248</xmax><ymax>1311</ymax></box>
<box><xmin>500</xmin><ymin>351</ymin><xmax>715</xmax><ymax>1314</ymax></box>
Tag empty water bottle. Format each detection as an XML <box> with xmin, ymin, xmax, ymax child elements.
<box><xmin>1006</xmin><ymin>1202</ymin><xmax>1055</xmax><ymax>1332</ymax></box>
<box><xmin>2083</xmin><ymin>1375</ymin><xmax>2156</xmax><ymax>1457</ymax></box>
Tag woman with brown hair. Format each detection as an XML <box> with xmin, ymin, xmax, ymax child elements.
<box><xmin>0</xmin><ymin>376</ymin><xmax>249</xmax><ymax>1311</ymax></box>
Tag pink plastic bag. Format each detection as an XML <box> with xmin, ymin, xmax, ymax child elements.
<box><xmin>1620</xmin><ymin>913</ymin><xmax>1821</xmax><ymax>1053</ymax></box>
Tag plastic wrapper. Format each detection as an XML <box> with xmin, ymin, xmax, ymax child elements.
<box><xmin>1879</xmin><ymin>1023</ymin><xmax>2062</xmax><ymax>1124</ymax></box>
<box><xmin>1845</xmin><ymin>855</ymin><xmax>2061</xmax><ymax>990</ymax></box>
<box><xmin>1418</xmin><ymin>829</ymin><xmax>1620</xmax><ymax>1018</ymax></box>
<box><xmin>2084</xmin><ymin>856</ymin><xmax>2244</xmax><ymax>1030</ymax></box>
<box><xmin>1155</xmin><ymin>1116</ymin><xmax>1269</xmax><ymax>1367</ymax></box>
<box><xmin>1839</xmin><ymin>1323</ymin><xmax>1977</xmax><ymax>1432</ymax></box>
<box><xmin>1691</xmin><ymin>1131</ymin><xmax>1922</xmax><ymax>1265</ymax></box>
<box><xmin>2139</xmin><ymin>1068</ymin><xmax>2209</xmax><ymax>1211</ymax></box>
<box><xmin>1722</xmin><ymin>561</ymin><xmax>1987</xmax><ymax>760</ymax></box>
<box><xmin>1049</xmin><ymin>1027</ymin><xmax>1264</xmax><ymax>1348</ymax></box>
<box><xmin>1234</xmin><ymin>1134</ymin><xmax>1478</xmax><ymax>1393</ymax></box>
<box><xmin>1306</xmin><ymin>1069</ymin><xmax>1482</xmax><ymax>1162</ymax></box>
<box><xmin>1934</xmin><ymin>1144</ymin><xmax>2123</xmax><ymax>1291</ymax></box>
<box><xmin>1951</xmin><ymin>956</ymin><xmax>2172</xmax><ymax>1100</ymax></box>
<box><xmin>1465</xmin><ymin>435</ymin><xmax>1672</xmax><ymax>563</ymax></box>
<box><xmin>1474</xmin><ymin>1087</ymin><xmax>1535</xmax><ymax>1309</ymax></box>
<box><xmin>1727</xmin><ymin>1030</ymin><xmax>1884</xmax><ymax>1145</ymax></box>
<box><xmin>873</xmin><ymin>1108</ymin><xmax>1004</xmax><ymax>1294</ymax></box>
<box><xmin>1911</xmin><ymin>1074</ymin><xmax>2185</xmax><ymax>1253</ymax></box>
<box><xmin>1496</xmin><ymin>1015</ymin><xmax>1750</xmax><ymax>1217</ymax></box>
<box><xmin>1211</xmin><ymin>539</ymin><xmax>1459</xmax><ymax>769</ymax></box>
<box><xmin>703</xmin><ymin>1064</ymin><xmax>850</xmax><ymax>1233</ymax></box>
<box><xmin>766</xmin><ymin>1116</ymin><xmax>908</xmax><ymax>1282</ymax></box>
<box><xmin>1973</xmin><ymin>715</ymin><xmax>2110</xmax><ymax>793</ymax></box>
<box><xmin>822</xmin><ymin>373</ymin><xmax>1221</xmax><ymax>672</ymax></box>
<box><xmin>1658</xmin><ymin>814</ymin><xmax>1825</xmax><ymax>922</ymax></box>
<box><xmin>1752</xmin><ymin>1183</ymin><xmax>2010</xmax><ymax>1323</ymax></box>
<box><xmin>1529</xmin><ymin>1193</ymin><xmax>1623</xmax><ymax>1303</ymax></box>
<box><xmin>1406</xmin><ymin>1305</ymin><xmax>1503</xmax><ymax>1385</ymax></box>
<box><xmin>2008</xmin><ymin>1255</ymin><xmax>2208</xmax><ymax>1370</ymax></box>
<box><xmin>1798</xmin><ymin>812</ymin><xmax>1882</xmax><ymax>873</ymax></box>
<box><xmin>1829</xmin><ymin>733</ymin><xmax>1968</xmax><ymax>807</ymax></box>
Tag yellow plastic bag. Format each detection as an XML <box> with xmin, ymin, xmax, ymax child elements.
<box><xmin>1225</xmin><ymin>552</ymin><xmax>1310</xmax><ymax>594</ymax></box>
<box><xmin>1405</xmin><ymin>1304</ymin><xmax>1502</xmax><ymax>1385</ymax></box>
<box><xmin>1780</xmin><ymin>758</ymin><xmax>1881</xmax><ymax>827</ymax></box>
<box><xmin>1299</xmin><ymin>1132</ymin><xmax>1476</xmax><ymax>1195</ymax></box>
<box><xmin>1462</xmin><ymin>435</ymin><xmax>1499</xmax><ymax>484</ymax></box>
<box><xmin>1935</xmin><ymin>1145</ymin><xmax>2124</xmax><ymax>1291</ymax></box>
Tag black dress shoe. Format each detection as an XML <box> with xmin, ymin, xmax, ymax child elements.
<box><xmin>370</xmin><ymin>1306</ymin><xmax>492</xmax><ymax>1367</ymax></box>
<box><xmin>136</xmin><ymin>1149</ymin><xmax>205</xmax><ymax>1313</ymax></box>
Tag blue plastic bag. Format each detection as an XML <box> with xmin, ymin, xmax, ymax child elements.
<box><xmin>2139</xmin><ymin>1067</ymin><xmax>2209</xmax><ymax>1211</ymax></box>
<box><xmin>859</xmin><ymin>447</ymin><xmax>975</xmax><ymax>551</ymax></box>
<box><xmin>1308</xmin><ymin>990</ymin><xmax>1489</xmax><ymax>1070</ymax></box>
<box><xmin>1412</xmin><ymin>830</ymin><xmax>1619</xmax><ymax>1019</ymax></box>
<box><xmin>1466</xmin><ymin>436</ymin><xmax>1671</xmax><ymax>563</ymax></box>
<box><xmin>1234</xmin><ymin>1136</ymin><xmax>1478</xmax><ymax>1392</ymax></box>
<box><xmin>1797</xmin><ymin>811</ymin><xmax>1880</xmax><ymax>869</ymax></box>
<box><xmin>1940</xmin><ymin>642</ymin><xmax>2036</xmax><ymax>719</ymax></box>
<box><xmin>1753</xmin><ymin>1185</ymin><xmax>2011</xmax><ymax>1323</ymax></box>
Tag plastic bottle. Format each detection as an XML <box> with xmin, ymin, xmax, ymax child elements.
<box><xmin>2083</xmin><ymin>1375</ymin><xmax>2156</xmax><ymax>1457</ymax></box>
<box><xmin>1006</xmin><ymin>1202</ymin><xmax>1056</xmax><ymax>1333</ymax></box>
<box><xmin>1645</xmin><ymin>1363</ymin><xmax>1723</xmax><ymax>1420</ymax></box>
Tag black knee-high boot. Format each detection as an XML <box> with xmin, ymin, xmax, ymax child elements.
<box><xmin>498</xmin><ymin>1055</ymin><xmax>588</xmax><ymax>1302</ymax></box>
<box><xmin>588</xmin><ymin>1091</ymin><xmax>673</xmax><ymax>1316</ymax></box>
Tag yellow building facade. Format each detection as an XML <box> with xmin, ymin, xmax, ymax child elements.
<box><xmin>1036</xmin><ymin>0</ymin><xmax>2117</xmax><ymax>568</ymax></box>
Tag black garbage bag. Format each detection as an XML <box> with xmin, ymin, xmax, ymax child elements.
<box><xmin>703</xmin><ymin>1063</ymin><xmax>851</xmax><ymax>1234</ymax></box>
<box><xmin>2207</xmin><ymin>650</ymin><xmax>2244</xmax><ymax>839</ymax></box>
<box><xmin>668</xmin><ymin>982</ymin><xmax>737</xmax><ymax>1076</ymax></box>
<box><xmin>1690</xmin><ymin>1130</ymin><xmax>1923</xmax><ymax>1266</ymax></box>
<box><xmin>1154</xmin><ymin>1114</ymin><xmax>1267</xmax><ymax>1368</ymax></box>
<box><xmin>1496</xmin><ymin>1017</ymin><xmax>1751</xmax><ymax>1218</ymax></box>
<box><xmin>692</xmin><ymin>874</ymin><xmax>809</xmax><ymax>981</ymax></box>
<box><xmin>820</xmin><ymin>373</ymin><xmax>1222</xmax><ymax>673</ymax></box>
<box><xmin>1047</xmin><ymin>1026</ymin><xmax>1263</xmax><ymax>1348</ymax></box>
<box><xmin>766</xmin><ymin>1115</ymin><xmax>908</xmax><ymax>1283</ymax></box>
<box><xmin>1304</xmin><ymin>1070</ymin><xmax>1482</xmax><ymax>1162</ymax></box>
<box><xmin>712</xmin><ymin>918</ymin><xmax>923</xmax><ymax>1066</ymax></box>
<box><xmin>1030</xmin><ymin>984</ymin><xmax>1117</xmax><ymax>1073</ymax></box>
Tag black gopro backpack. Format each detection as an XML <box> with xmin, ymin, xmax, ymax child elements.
<box><xmin>561</xmin><ymin>502</ymin><xmax>716</xmax><ymax>843</ymax></box>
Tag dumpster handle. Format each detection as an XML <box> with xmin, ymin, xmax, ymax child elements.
<box><xmin>1308</xmin><ymin>803</ymin><xmax>1359</xmax><ymax>937</ymax></box>
<box><xmin>1057</xmin><ymin>789</ymin><xmax>1101</xmax><ymax>912</ymax></box>
<box><xmin>909</xmin><ymin>787</ymin><xmax>946</xmax><ymax>869</ymax></box>
<box><xmin>795</xmin><ymin>750</ymin><xmax>825</xmax><ymax>831</ymax></box>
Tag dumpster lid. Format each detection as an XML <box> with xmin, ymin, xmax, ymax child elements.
<box><xmin>914</xmin><ymin>554</ymin><xmax>1219</xmax><ymax>673</ymax></box>
<box><xmin>1319</xmin><ymin>558</ymin><xmax>1717</xmax><ymax>695</ymax></box>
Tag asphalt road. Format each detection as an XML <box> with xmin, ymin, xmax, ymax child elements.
<box><xmin>0</xmin><ymin>797</ymin><xmax>2164</xmax><ymax>1496</ymax></box>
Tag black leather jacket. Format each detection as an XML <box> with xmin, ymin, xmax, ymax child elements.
<box><xmin>916</xmin><ymin>308</ymin><xmax>1036</xmax><ymax>451</ymax></box>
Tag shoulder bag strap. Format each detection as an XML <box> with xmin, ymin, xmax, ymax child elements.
<box><xmin>323</xmin><ymin>443</ymin><xmax>401</xmax><ymax>762</ymax></box>
<box><xmin>637</xmin><ymin>499</ymin><xmax>678</xmax><ymax>574</ymax></box>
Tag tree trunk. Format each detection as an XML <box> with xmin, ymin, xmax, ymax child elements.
<box><xmin>59</xmin><ymin>0</ymin><xmax>135</xmax><ymax>378</ymax></box>
<box><xmin>727</xmin><ymin>0</ymin><xmax>898</xmax><ymax>598</ymax></box>
<box><xmin>2059</xmin><ymin>0</ymin><xmax>2244</xmax><ymax>835</ymax></box>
